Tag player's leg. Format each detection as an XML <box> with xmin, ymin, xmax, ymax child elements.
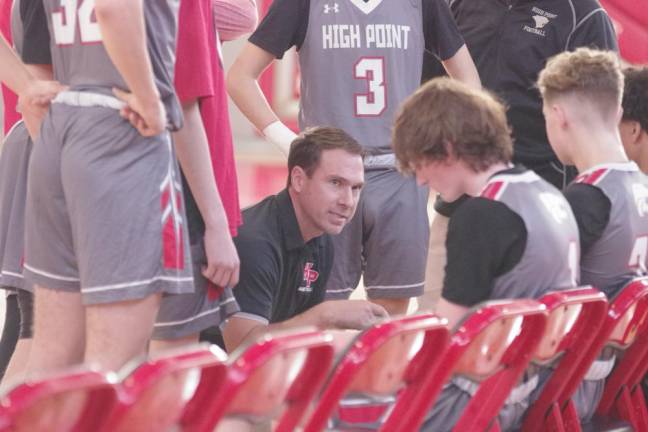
<box><xmin>85</xmin><ymin>294</ymin><xmax>161</xmax><ymax>370</ymax></box>
<box><xmin>418</xmin><ymin>209</ymin><xmax>448</xmax><ymax>311</ymax></box>
<box><xmin>22</xmin><ymin>107</ymin><xmax>86</xmax><ymax>375</ymax></box>
<box><xmin>363</xmin><ymin>169</ymin><xmax>428</xmax><ymax>315</ymax></box>
<box><xmin>59</xmin><ymin>101</ymin><xmax>194</xmax><ymax>370</ymax></box>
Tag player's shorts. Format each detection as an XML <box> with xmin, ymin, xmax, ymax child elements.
<box><xmin>325</xmin><ymin>163</ymin><xmax>429</xmax><ymax>300</ymax></box>
<box><xmin>23</xmin><ymin>91</ymin><xmax>194</xmax><ymax>305</ymax></box>
<box><xmin>152</xmin><ymin>239</ymin><xmax>240</xmax><ymax>340</ymax></box>
<box><xmin>0</xmin><ymin>121</ymin><xmax>31</xmax><ymax>291</ymax></box>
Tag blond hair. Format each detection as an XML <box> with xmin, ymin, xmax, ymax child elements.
<box><xmin>538</xmin><ymin>48</ymin><xmax>623</xmax><ymax>118</ymax></box>
<box><xmin>392</xmin><ymin>78</ymin><xmax>513</xmax><ymax>174</ymax></box>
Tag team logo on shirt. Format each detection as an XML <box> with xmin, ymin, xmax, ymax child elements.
<box><xmin>299</xmin><ymin>262</ymin><xmax>320</xmax><ymax>293</ymax></box>
<box><xmin>524</xmin><ymin>7</ymin><xmax>557</xmax><ymax>37</ymax></box>
<box><xmin>324</xmin><ymin>3</ymin><xmax>340</xmax><ymax>13</ymax></box>
<box><xmin>632</xmin><ymin>183</ymin><xmax>648</xmax><ymax>217</ymax></box>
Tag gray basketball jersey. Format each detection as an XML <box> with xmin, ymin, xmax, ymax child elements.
<box><xmin>481</xmin><ymin>170</ymin><xmax>580</xmax><ymax>299</ymax></box>
<box><xmin>299</xmin><ymin>0</ymin><xmax>425</xmax><ymax>153</ymax></box>
<box><xmin>575</xmin><ymin>162</ymin><xmax>648</xmax><ymax>297</ymax></box>
<box><xmin>42</xmin><ymin>0</ymin><xmax>182</xmax><ymax>129</ymax></box>
<box><xmin>11</xmin><ymin>0</ymin><xmax>23</xmax><ymax>56</ymax></box>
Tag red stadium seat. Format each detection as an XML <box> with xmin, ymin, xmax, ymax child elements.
<box><xmin>303</xmin><ymin>313</ymin><xmax>450</xmax><ymax>432</ymax></box>
<box><xmin>591</xmin><ymin>278</ymin><xmax>648</xmax><ymax>431</ymax></box>
<box><xmin>403</xmin><ymin>299</ymin><xmax>548</xmax><ymax>432</ymax></box>
<box><xmin>181</xmin><ymin>327</ymin><xmax>335</xmax><ymax>432</ymax></box>
<box><xmin>99</xmin><ymin>344</ymin><xmax>227</xmax><ymax>432</ymax></box>
<box><xmin>521</xmin><ymin>287</ymin><xmax>609</xmax><ymax>432</ymax></box>
<box><xmin>0</xmin><ymin>367</ymin><xmax>118</xmax><ymax>432</ymax></box>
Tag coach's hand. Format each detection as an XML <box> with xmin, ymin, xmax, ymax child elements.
<box><xmin>319</xmin><ymin>300</ymin><xmax>389</xmax><ymax>330</ymax></box>
<box><xmin>202</xmin><ymin>225</ymin><xmax>240</xmax><ymax>290</ymax></box>
<box><xmin>113</xmin><ymin>87</ymin><xmax>167</xmax><ymax>137</ymax></box>
<box><xmin>18</xmin><ymin>79</ymin><xmax>66</xmax><ymax>140</ymax></box>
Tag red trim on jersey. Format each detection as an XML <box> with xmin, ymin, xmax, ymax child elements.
<box><xmin>481</xmin><ymin>181</ymin><xmax>505</xmax><ymax>200</ymax></box>
<box><xmin>575</xmin><ymin>168</ymin><xmax>608</xmax><ymax>185</ymax></box>
<box><xmin>161</xmin><ymin>188</ymin><xmax>185</xmax><ymax>270</ymax></box>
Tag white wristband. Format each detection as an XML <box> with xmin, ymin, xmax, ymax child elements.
<box><xmin>262</xmin><ymin>121</ymin><xmax>298</xmax><ymax>156</ymax></box>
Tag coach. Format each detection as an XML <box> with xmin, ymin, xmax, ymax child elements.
<box><xmin>221</xmin><ymin>127</ymin><xmax>388</xmax><ymax>351</ymax></box>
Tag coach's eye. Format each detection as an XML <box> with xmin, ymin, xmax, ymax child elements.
<box><xmin>330</xmin><ymin>179</ymin><xmax>341</xmax><ymax>186</ymax></box>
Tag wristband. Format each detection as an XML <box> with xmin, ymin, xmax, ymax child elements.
<box><xmin>263</xmin><ymin>121</ymin><xmax>298</xmax><ymax>156</ymax></box>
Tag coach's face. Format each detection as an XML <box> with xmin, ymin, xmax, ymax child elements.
<box><xmin>291</xmin><ymin>149</ymin><xmax>364</xmax><ymax>239</ymax></box>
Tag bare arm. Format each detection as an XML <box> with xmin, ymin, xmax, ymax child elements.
<box><xmin>226</xmin><ymin>42</ymin><xmax>296</xmax><ymax>154</ymax></box>
<box><xmin>95</xmin><ymin>0</ymin><xmax>165</xmax><ymax>136</ymax></box>
<box><xmin>435</xmin><ymin>297</ymin><xmax>469</xmax><ymax>329</ymax></box>
<box><xmin>441</xmin><ymin>44</ymin><xmax>481</xmax><ymax>90</ymax></box>
<box><xmin>223</xmin><ymin>300</ymin><xmax>388</xmax><ymax>352</ymax></box>
<box><xmin>371</xmin><ymin>298</ymin><xmax>410</xmax><ymax>316</ymax></box>
<box><xmin>0</xmin><ymin>35</ymin><xmax>33</xmax><ymax>94</ymax></box>
<box><xmin>172</xmin><ymin>101</ymin><xmax>240</xmax><ymax>288</ymax></box>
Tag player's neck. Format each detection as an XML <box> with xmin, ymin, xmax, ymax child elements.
<box><xmin>467</xmin><ymin>162</ymin><xmax>511</xmax><ymax>196</ymax></box>
<box><xmin>570</xmin><ymin>125</ymin><xmax>628</xmax><ymax>172</ymax></box>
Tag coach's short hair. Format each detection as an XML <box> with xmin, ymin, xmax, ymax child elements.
<box><xmin>622</xmin><ymin>66</ymin><xmax>648</xmax><ymax>132</ymax></box>
<box><xmin>287</xmin><ymin>126</ymin><xmax>364</xmax><ymax>186</ymax></box>
<box><xmin>392</xmin><ymin>77</ymin><xmax>513</xmax><ymax>174</ymax></box>
<box><xmin>538</xmin><ymin>48</ymin><xmax>623</xmax><ymax>118</ymax></box>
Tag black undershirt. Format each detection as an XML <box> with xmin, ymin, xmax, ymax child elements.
<box><xmin>563</xmin><ymin>182</ymin><xmax>611</xmax><ymax>255</ymax></box>
<box><xmin>20</xmin><ymin>0</ymin><xmax>51</xmax><ymax>64</ymax></box>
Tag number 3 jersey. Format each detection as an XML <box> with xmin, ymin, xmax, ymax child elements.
<box><xmin>42</xmin><ymin>0</ymin><xmax>182</xmax><ymax>129</ymax></box>
<box><xmin>300</xmin><ymin>0</ymin><xmax>423</xmax><ymax>153</ymax></box>
<box><xmin>568</xmin><ymin>162</ymin><xmax>648</xmax><ymax>297</ymax></box>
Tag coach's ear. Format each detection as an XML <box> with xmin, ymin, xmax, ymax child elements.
<box><xmin>290</xmin><ymin>166</ymin><xmax>307</xmax><ymax>192</ymax></box>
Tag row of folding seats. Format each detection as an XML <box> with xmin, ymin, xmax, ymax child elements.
<box><xmin>0</xmin><ymin>277</ymin><xmax>647</xmax><ymax>432</ymax></box>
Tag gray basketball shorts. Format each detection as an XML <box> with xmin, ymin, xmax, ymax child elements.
<box><xmin>325</xmin><ymin>167</ymin><xmax>429</xmax><ymax>300</ymax></box>
<box><xmin>152</xmin><ymin>239</ymin><xmax>240</xmax><ymax>340</ymax></box>
<box><xmin>0</xmin><ymin>121</ymin><xmax>31</xmax><ymax>291</ymax></box>
<box><xmin>23</xmin><ymin>94</ymin><xmax>194</xmax><ymax>305</ymax></box>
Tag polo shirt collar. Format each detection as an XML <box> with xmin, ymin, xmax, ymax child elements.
<box><xmin>276</xmin><ymin>189</ymin><xmax>307</xmax><ymax>251</ymax></box>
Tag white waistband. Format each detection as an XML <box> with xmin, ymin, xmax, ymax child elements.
<box><xmin>53</xmin><ymin>91</ymin><xmax>126</xmax><ymax>110</ymax></box>
<box><xmin>583</xmin><ymin>356</ymin><xmax>616</xmax><ymax>381</ymax></box>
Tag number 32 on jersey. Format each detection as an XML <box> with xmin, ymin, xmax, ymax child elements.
<box><xmin>53</xmin><ymin>0</ymin><xmax>101</xmax><ymax>45</ymax></box>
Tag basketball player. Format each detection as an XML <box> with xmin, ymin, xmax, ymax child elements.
<box><xmin>18</xmin><ymin>0</ymin><xmax>193</xmax><ymax>374</ymax></box>
<box><xmin>619</xmin><ymin>66</ymin><xmax>648</xmax><ymax>173</ymax></box>
<box><xmin>228</xmin><ymin>0</ymin><xmax>481</xmax><ymax>316</ymax></box>
<box><xmin>538</xmin><ymin>48</ymin><xmax>648</xmax><ymax>422</ymax></box>
<box><xmin>392</xmin><ymin>77</ymin><xmax>579</xmax><ymax>431</ymax></box>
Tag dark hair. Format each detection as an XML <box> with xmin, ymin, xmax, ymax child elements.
<box><xmin>622</xmin><ymin>66</ymin><xmax>648</xmax><ymax>132</ymax></box>
<box><xmin>392</xmin><ymin>77</ymin><xmax>513</xmax><ymax>174</ymax></box>
<box><xmin>287</xmin><ymin>126</ymin><xmax>364</xmax><ymax>186</ymax></box>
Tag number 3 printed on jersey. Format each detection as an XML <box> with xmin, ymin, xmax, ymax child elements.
<box><xmin>53</xmin><ymin>0</ymin><xmax>101</xmax><ymax>45</ymax></box>
<box><xmin>354</xmin><ymin>57</ymin><xmax>387</xmax><ymax>117</ymax></box>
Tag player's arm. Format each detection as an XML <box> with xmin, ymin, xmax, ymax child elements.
<box><xmin>223</xmin><ymin>300</ymin><xmax>388</xmax><ymax>352</ymax></box>
<box><xmin>435</xmin><ymin>298</ymin><xmax>469</xmax><ymax>329</ymax></box>
<box><xmin>441</xmin><ymin>45</ymin><xmax>481</xmax><ymax>90</ymax></box>
<box><xmin>173</xmin><ymin>101</ymin><xmax>240</xmax><ymax>288</ymax></box>
<box><xmin>227</xmin><ymin>42</ymin><xmax>296</xmax><ymax>155</ymax></box>
<box><xmin>95</xmin><ymin>0</ymin><xmax>165</xmax><ymax>137</ymax></box>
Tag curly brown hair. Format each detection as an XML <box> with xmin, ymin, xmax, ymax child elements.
<box><xmin>622</xmin><ymin>66</ymin><xmax>648</xmax><ymax>132</ymax></box>
<box><xmin>392</xmin><ymin>77</ymin><xmax>513</xmax><ymax>174</ymax></box>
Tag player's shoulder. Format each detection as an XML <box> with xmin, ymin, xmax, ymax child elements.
<box><xmin>568</xmin><ymin>0</ymin><xmax>609</xmax><ymax>21</ymax></box>
<box><xmin>452</xmin><ymin>196</ymin><xmax>517</xmax><ymax>227</ymax></box>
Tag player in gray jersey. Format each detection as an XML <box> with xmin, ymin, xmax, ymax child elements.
<box><xmin>539</xmin><ymin>48</ymin><xmax>648</xmax><ymax>423</ymax></box>
<box><xmin>228</xmin><ymin>0</ymin><xmax>480</xmax><ymax>317</ymax></box>
<box><xmin>620</xmin><ymin>66</ymin><xmax>648</xmax><ymax>173</ymax></box>
<box><xmin>392</xmin><ymin>78</ymin><xmax>579</xmax><ymax>431</ymax></box>
<box><xmin>2</xmin><ymin>0</ymin><xmax>193</xmax><ymax>375</ymax></box>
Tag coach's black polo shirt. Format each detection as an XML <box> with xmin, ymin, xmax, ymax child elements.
<box><xmin>423</xmin><ymin>0</ymin><xmax>618</xmax><ymax>163</ymax></box>
<box><xmin>232</xmin><ymin>189</ymin><xmax>334</xmax><ymax>324</ymax></box>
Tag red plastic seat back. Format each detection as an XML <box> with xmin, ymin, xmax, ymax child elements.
<box><xmin>595</xmin><ymin>278</ymin><xmax>648</xmax><ymax>422</ymax></box>
<box><xmin>521</xmin><ymin>288</ymin><xmax>609</xmax><ymax>432</ymax></box>
<box><xmin>403</xmin><ymin>299</ymin><xmax>548</xmax><ymax>432</ymax></box>
<box><xmin>102</xmin><ymin>344</ymin><xmax>227</xmax><ymax>432</ymax></box>
<box><xmin>0</xmin><ymin>368</ymin><xmax>118</xmax><ymax>432</ymax></box>
<box><xmin>182</xmin><ymin>327</ymin><xmax>335</xmax><ymax>432</ymax></box>
<box><xmin>303</xmin><ymin>314</ymin><xmax>449</xmax><ymax>432</ymax></box>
